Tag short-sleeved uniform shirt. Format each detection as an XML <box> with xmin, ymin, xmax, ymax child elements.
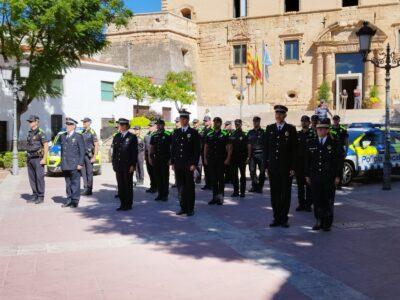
<box><xmin>150</xmin><ymin>129</ymin><xmax>172</xmax><ymax>160</ymax></box>
<box><xmin>205</xmin><ymin>129</ymin><xmax>230</xmax><ymax>161</ymax></box>
<box><xmin>27</xmin><ymin>128</ymin><xmax>48</xmax><ymax>156</ymax></box>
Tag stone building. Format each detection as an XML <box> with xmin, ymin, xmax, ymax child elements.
<box><xmin>101</xmin><ymin>0</ymin><xmax>400</xmax><ymax>118</ymax></box>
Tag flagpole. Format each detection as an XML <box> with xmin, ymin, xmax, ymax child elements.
<box><xmin>254</xmin><ymin>43</ymin><xmax>257</xmax><ymax>104</ymax></box>
<box><xmin>262</xmin><ymin>40</ymin><xmax>265</xmax><ymax>104</ymax></box>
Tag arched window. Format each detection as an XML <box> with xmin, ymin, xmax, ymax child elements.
<box><xmin>181</xmin><ymin>8</ymin><xmax>192</xmax><ymax>19</ymax></box>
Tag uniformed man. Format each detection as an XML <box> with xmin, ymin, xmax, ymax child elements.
<box><xmin>150</xmin><ymin>119</ymin><xmax>172</xmax><ymax>201</ymax></box>
<box><xmin>224</xmin><ymin>120</ymin><xmax>234</xmax><ymax>184</ymax></box>
<box><xmin>60</xmin><ymin>118</ymin><xmax>85</xmax><ymax>208</ymax></box>
<box><xmin>174</xmin><ymin>117</ymin><xmax>181</xmax><ymax>130</ymax></box>
<box><xmin>171</xmin><ymin>110</ymin><xmax>201</xmax><ymax>216</ymax></box>
<box><xmin>295</xmin><ymin>116</ymin><xmax>315</xmax><ymax>212</ymax></box>
<box><xmin>204</xmin><ymin>117</ymin><xmax>232</xmax><ymax>205</ymax></box>
<box><xmin>26</xmin><ymin>115</ymin><xmax>49</xmax><ymax>204</ymax></box>
<box><xmin>311</xmin><ymin>115</ymin><xmax>319</xmax><ymax>131</ymax></box>
<box><xmin>247</xmin><ymin>116</ymin><xmax>266</xmax><ymax>193</ymax></box>
<box><xmin>230</xmin><ymin>119</ymin><xmax>248</xmax><ymax>198</ymax></box>
<box><xmin>200</xmin><ymin>116</ymin><xmax>213</xmax><ymax>190</ymax></box>
<box><xmin>80</xmin><ymin>117</ymin><xmax>99</xmax><ymax>196</ymax></box>
<box><xmin>133</xmin><ymin>126</ymin><xmax>145</xmax><ymax>186</ymax></box>
<box><xmin>330</xmin><ymin>115</ymin><xmax>349</xmax><ymax>190</ymax></box>
<box><xmin>265</xmin><ymin>106</ymin><xmax>298</xmax><ymax>228</ymax></box>
<box><xmin>192</xmin><ymin>118</ymin><xmax>202</xmax><ymax>184</ymax></box>
<box><xmin>112</xmin><ymin>118</ymin><xmax>138</xmax><ymax>211</ymax></box>
<box><xmin>144</xmin><ymin>121</ymin><xmax>157</xmax><ymax>193</ymax></box>
<box><xmin>305</xmin><ymin>118</ymin><xmax>342</xmax><ymax>231</ymax></box>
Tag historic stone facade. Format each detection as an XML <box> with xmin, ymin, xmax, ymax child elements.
<box><xmin>101</xmin><ymin>0</ymin><xmax>400</xmax><ymax>112</ymax></box>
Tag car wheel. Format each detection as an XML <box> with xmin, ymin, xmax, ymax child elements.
<box><xmin>342</xmin><ymin>162</ymin><xmax>354</xmax><ymax>186</ymax></box>
<box><xmin>94</xmin><ymin>167</ymin><xmax>102</xmax><ymax>176</ymax></box>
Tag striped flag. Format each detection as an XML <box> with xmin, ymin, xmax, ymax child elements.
<box><xmin>247</xmin><ymin>51</ymin><xmax>255</xmax><ymax>84</ymax></box>
<box><xmin>262</xmin><ymin>44</ymin><xmax>273</xmax><ymax>81</ymax></box>
<box><xmin>254</xmin><ymin>53</ymin><xmax>263</xmax><ymax>84</ymax></box>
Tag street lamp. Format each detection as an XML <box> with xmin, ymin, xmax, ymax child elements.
<box><xmin>0</xmin><ymin>59</ymin><xmax>30</xmax><ymax>175</ymax></box>
<box><xmin>231</xmin><ymin>73</ymin><xmax>252</xmax><ymax>120</ymax></box>
<box><xmin>356</xmin><ymin>21</ymin><xmax>400</xmax><ymax>190</ymax></box>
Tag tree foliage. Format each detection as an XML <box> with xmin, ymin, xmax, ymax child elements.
<box><xmin>0</xmin><ymin>0</ymin><xmax>132</xmax><ymax>120</ymax></box>
<box><xmin>114</xmin><ymin>72</ymin><xmax>156</xmax><ymax>115</ymax></box>
<box><xmin>317</xmin><ymin>81</ymin><xmax>331</xmax><ymax>102</ymax></box>
<box><xmin>157</xmin><ymin>71</ymin><xmax>195</xmax><ymax>111</ymax></box>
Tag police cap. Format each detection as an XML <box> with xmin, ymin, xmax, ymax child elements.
<box><xmin>65</xmin><ymin>117</ymin><xmax>78</xmax><ymax>125</ymax></box>
<box><xmin>224</xmin><ymin>121</ymin><xmax>232</xmax><ymax>126</ymax></box>
<box><xmin>213</xmin><ymin>117</ymin><xmax>222</xmax><ymax>124</ymax></box>
<box><xmin>274</xmin><ymin>105</ymin><xmax>288</xmax><ymax>113</ymax></box>
<box><xmin>116</xmin><ymin>118</ymin><xmax>130</xmax><ymax>126</ymax></box>
<box><xmin>175</xmin><ymin>117</ymin><xmax>180</xmax><ymax>123</ymax></box>
<box><xmin>26</xmin><ymin>115</ymin><xmax>39</xmax><ymax>122</ymax></box>
<box><xmin>234</xmin><ymin>119</ymin><xmax>242</xmax><ymax>125</ymax></box>
<box><xmin>156</xmin><ymin>119</ymin><xmax>165</xmax><ymax>125</ymax></box>
<box><xmin>333</xmin><ymin>115</ymin><xmax>341</xmax><ymax>121</ymax></box>
<box><xmin>301</xmin><ymin>115</ymin><xmax>310</xmax><ymax>122</ymax></box>
<box><xmin>253</xmin><ymin>116</ymin><xmax>261</xmax><ymax>122</ymax></box>
<box><xmin>179</xmin><ymin>110</ymin><xmax>191</xmax><ymax>119</ymax></box>
<box><xmin>311</xmin><ymin>115</ymin><xmax>319</xmax><ymax>122</ymax></box>
<box><xmin>81</xmin><ymin>117</ymin><xmax>92</xmax><ymax>123</ymax></box>
<box><xmin>133</xmin><ymin>126</ymin><xmax>141</xmax><ymax>130</ymax></box>
<box><xmin>192</xmin><ymin>119</ymin><xmax>199</xmax><ymax>124</ymax></box>
<box><xmin>316</xmin><ymin>118</ymin><xmax>330</xmax><ymax>129</ymax></box>
<box><xmin>203</xmin><ymin>115</ymin><xmax>211</xmax><ymax>122</ymax></box>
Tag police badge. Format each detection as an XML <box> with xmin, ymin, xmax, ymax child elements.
<box><xmin>187</xmin><ymin>133</ymin><xmax>191</xmax><ymax>138</ymax></box>
<box><xmin>285</xmin><ymin>131</ymin><xmax>289</xmax><ymax>137</ymax></box>
<box><xmin>327</xmin><ymin>145</ymin><xmax>332</xmax><ymax>150</ymax></box>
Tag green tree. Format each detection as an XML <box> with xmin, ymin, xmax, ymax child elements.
<box><xmin>317</xmin><ymin>81</ymin><xmax>331</xmax><ymax>102</ymax></box>
<box><xmin>114</xmin><ymin>72</ymin><xmax>156</xmax><ymax>116</ymax></box>
<box><xmin>0</xmin><ymin>0</ymin><xmax>132</xmax><ymax>127</ymax></box>
<box><xmin>157</xmin><ymin>71</ymin><xmax>195</xmax><ymax>111</ymax></box>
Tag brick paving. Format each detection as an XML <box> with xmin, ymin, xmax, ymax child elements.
<box><xmin>0</xmin><ymin>164</ymin><xmax>399</xmax><ymax>299</ymax></box>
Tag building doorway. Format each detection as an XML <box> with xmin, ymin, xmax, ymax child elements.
<box><xmin>336</xmin><ymin>73</ymin><xmax>362</xmax><ymax>112</ymax></box>
<box><xmin>0</xmin><ymin>121</ymin><xmax>7</xmax><ymax>151</ymax></box>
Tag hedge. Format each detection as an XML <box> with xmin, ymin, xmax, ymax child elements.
<box><xmin>0</xmin><ymin>151</ymin><xmax>27</xmax><ymax>169</ymax></box>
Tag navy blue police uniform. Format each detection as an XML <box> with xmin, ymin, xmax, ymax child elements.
<box><xmin>26</xmin><ymin>115</ymin><xmax>48</xmax><ymax>204</ymax></box>
<box><xmin>81</xmin><ymin>118</ymin><xmax>98</xmax><ymax>195</ymax></box>
<box><xmin>171</xmin><ymin>111</ymin><xmax>201</xmax><ymax>215</ymax></box>
<box><xmin>265</xmin><ymin>106</ymin><xmax>298</xmax><ymax>227</ymax></box>
<box><xmin>247</xmin><ymin>120</ymin><xmax>267</xmax><ymax>193</ymax></box>
<box><xmin>229</xmin><ymin>120</ymin><xmax>248</xmax><ymax>197</ymax></box>
<box><xmin>112</xmin><ymin>118</ymin><xmax>138</xmax><ymax>210</ymax></box>
<box><xmin>199</xmin><ymin>117</ymin><xmax>213</xmax><ymax>190</ymax></box>
<box><xmin>60</xmin><ymin>118</ymin><xmax>85</xmax><ymax>208</ymax></box>
<box><xmin>144</xmin><ymin>122</ymin><xmax>157</xmax><ymax>193</ymax></box>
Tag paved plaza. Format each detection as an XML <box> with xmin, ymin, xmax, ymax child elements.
<box><xmin>0</xmin><ymin>164</ymin><xmax>399</xmax><ymax>299</ymax></box>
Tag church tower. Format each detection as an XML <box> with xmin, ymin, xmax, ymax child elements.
<box><xmin>161</xmin><ymin>0</ymin><xmax>168</xmax><ymax>11</ymax></box>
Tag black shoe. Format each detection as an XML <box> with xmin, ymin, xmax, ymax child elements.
<box><xmin>195</xmin><ymin>179</ymin><xmax>201</xmax><ymax>184</ymax></box>
<box><xmin>296</xmin><ymin>205</ymin><xmax>305</xmax><ymax>212</ymax></box>
<box><xmin>208</xmin><ymin>199</ymin><xmax>218</xmax><ymax>205</ymax></box>
<box><xmin>34</xmin><ymin>197</ymin><xmax>44</xmax><ymax>205</ymax></box>
<box><xmin>171</xmin><ymin>184</ymin><xmax>177</xmax><ymax>188</ymax></box>
<box><xmin>323</xmin><ymin>227</ymin><xmax>331</xmax><ymax>232</ymax></box>
<box><xmin>217</xmin><ymin>201</ymin><xmax>224</xmax><ymax>206</ymax></box>
<box><xmin>281</xmin><ymin>222</ymin><xmax>290</xmax><ymax>228</ymax></box>
<box><xmin>27</xmin><ymin>195</ymin><xmax>38</xmax><ymax>203</ymax></box>
<box><xmin>122</xmin><ymin>207</ymin><xmax>132</xmax><ymax>211</ymax></box>
<box><xmin>256</xmin><ymin>189</ymin><xmax>263</xmax><ymax>194</ymax></box>
<box><xmin>305</xmin><ymin>206</ymin><xmax>312</xmax><ymax>212</ymax></box>
<box><xmin>146</xmin><ymin>188</ymin><xmax>156</xmax><ymax>193</ymax></box>
<box><xmin>155</xmin><ymin>196</ymin><xmax>162</xmax><ymax>201</ymax></box>
<box><xmin>201</xmin><ymin>185</ymin><xmax>211</xmax><ymax>190</ymax></box>
<box><xmin>240</xmin><ymin>193</ymin><xmax>245</xmax><ymax>198</ymax></box>
<box><xmin>187</xmin><ymin>211</ymin><xmax>195</xmax><ymax>216</ymax></box>
<box><xmin>114</xmin><ymin>194</ymin><xmax>119</xmax><ymax>199</ymax></box>
<box><xmin>176</xmin><ymin>210</ymin><xmax>187</xmax><ymax>215</ymax></box>
<box><xmin>116</xmin><ymin>207</ymin><xmax>124</xmax><ymax>211</ymax></box>
<box><xmin>249</xmin><ymin>188</ymin><xmax>257</xmax><ymax>193</ymax></box>
<box><xmin>231</xmin><ymin>192</ymin><xmax>239</xmax><ymax>197</ymax></box>
<box><xmin>269</xmin><ymin>220</ymin><xmax>281</xmax><ymax>227</ymax></box>
<box><xmin>160</xmin><ymin>197</ymin><xmax>168</xmax><ymax>202</ymax></box>
<box><xmin>71</xmin><ymin>202</ymin><xmax>79</xmax><ymax>208</ymax></box>
<box><xmin>62</xmin><ymin>201</ymin><xmax>73</xmax><ymax>208</ymax></box>
<box><xmin>312</xmin><ymin>224</ymin><xmax>321</xmax><ymax>231</ymax></box>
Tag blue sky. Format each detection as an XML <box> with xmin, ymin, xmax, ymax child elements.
<box><xmin>124</xmin><ymin>0</ymin><xmax>161</xmax><ymax>13</ymax></box>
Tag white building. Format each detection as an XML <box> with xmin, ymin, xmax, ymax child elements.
<box><xmin>0</xmin><ymin>59</ymin><xmax>198</xmax><ymax>151</ymax></box>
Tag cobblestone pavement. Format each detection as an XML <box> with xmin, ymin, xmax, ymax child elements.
<box><xmin>0</xmin><ymin>164</ymin><xmax>399</xmax><ymax>300</ymax></box>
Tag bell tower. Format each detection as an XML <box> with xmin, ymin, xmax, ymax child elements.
<box><xmin>161</xmin><ymin>0</ymin><xmax>168</xmax><ymax>11</ymax></box>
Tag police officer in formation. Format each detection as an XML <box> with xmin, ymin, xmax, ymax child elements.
<box><xmin>295</xmin><ymin>115</ymin><xmax>315</xmax><ymax>212</ymax></box>
<box><xmin>247</xmin><ymin>116</ymin><xmax>266</xmax><ymax>193</ymax></box>
<box><xmin>150</xmin><ymin>119</ymin><xmax>172</xmax><ymax>201</ymax></box>
<box><xmin>200</xmin><ymin>116</ymin><xmax>213</xmax><ymax>190</ymax></box>
<box><xmin>144</xmin><ymin>121</ymin><xmax>157</xmax><ymax>193</ymax></box>
<box><xmin>133</xmin><ymin>126</ymin><xmax>145</xmax><ymax>186</ymax></box>
<box><xmin>111</xmin><ymin>118</ymin><xmax>138</xmax><ymax>211</ymax></box>
<box><xmin>265</xmin><ymin>106</ymin><xmax>298</xmax><ymax>228</ymax></box>
<box><xmin>330</xmin><ymin>115</ymin><xmax>349</xmax><ymax>190</ymax></box>
<box><xmin>192</xmin><ymin>119</ymin><xmax>202</xmax><ymax>184</ymax></box>
<box><xmin>305</xmin><ymin>118</ymin><xmax>342</xmax><ymax>231</ymax></box>
<box><xmin>60</xmin><ymin>118</ymin><xmax>85</xmax><ymax>208</ymax></box>
<box><xmin>81</xmin><ymin>117</ymin><xmax>99</xmax><ymax>196</ymax></box>
<box><xmin>171</xmin><ymin>110</ymin><xmax>201</xmax><ymax>216</ymax></box>
<box><xmin>204</xmin><ymin>117</ymin><xmax>232</xmax><ymax>205</ymax></box>
<box><xmin>229</xmin><ymin>119</ymin><xmax>248</xmax><ymax>198</ymax></box>
<box><xmin>26</xmin><ymin>115</ymin><xmax>49</xmax><ymax>204</ymax></box>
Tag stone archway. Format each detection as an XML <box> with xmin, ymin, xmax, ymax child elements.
<box><xmin>313</xmin><ymin>21</ymin><xmax>387</xmax><ymax>108</ymax></box>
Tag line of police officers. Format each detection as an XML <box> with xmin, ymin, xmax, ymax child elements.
<box><xmin>26</xmin><ymin>105</ymin><xmax>348</xmax><ymax>231</ymax></box>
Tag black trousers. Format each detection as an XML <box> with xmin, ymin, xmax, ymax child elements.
<box><xmin>27</xmin><ymin>157</ymin><xmax>45</xmax><ymax>198</ymax></box>
<box><xmin>311</xmin><ymin>178</ymin><xmax>336</xmax><ymax>229</ymax></box>
<box><xmin>63</xmin><ymin>169</ymin><xmax>81</xmax><ymax>203</ymax></box>
<box><xmin>208</xmin><ymin>159</ymin><xmax>225</xmax><ymax>200</ymax></box>
<box><xmin>175</xmin><ymin>164</ymin><xmax>196</xmax><ymax>212</ymax></box>
<box><xmin>145</xmin><ymin>156</ymin><xmax>157</xmax><ymax>190</ymax></box>
<box><xmin>268</xmin><ymin>170</ymin><xmax>293</xmax><ymax>223</ymax></box>
<box><xmin>202</xmin><ymin>153</ymin><xmax>211</xmax><ymax>187</ymax></box>
<box><xmin>136</xmin><ymin>153</ymin><xmax>145</xmax><ymax>183</ymax></box>
<box><xmin>81</xmin><ymin>155</ymin><xmax>93</xmax><ymax>189</ymax></box>
<box><xmin>232</xmin><ymin>159</ymin><xmax>247</xmax><ymax>195</ymax></box>
<box><xmin>154</xmin><ymin>160</ymin><xmax>170</xmax><ymax>198</ymax></box>
<box><xmin>194</xmin><ymin>156</ymin><xmax>202</xmax><ymax>183</ymax></box>
<box><xmin>116</xmin><ymin>170</ymin><xmax>133</xmax><ymax>209</ymax></box>
<box><xmin>249</xmin><ymin>153</ymin><xmax>266</xmax><ymax>191</ymax></box>
<box><xmin>296</xmin><ymin>163</ymin><xmax>312</xmax><ymax>208</ymax></box>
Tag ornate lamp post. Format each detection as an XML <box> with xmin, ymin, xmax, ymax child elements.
<box><xmin>0</xmin><ymin>59</ymin><xmax>30</xmax><ymax>175</ymax></box>
<box><xmin>357</xmin><ymin>21</ymin><xmax>400</xmax><ymax>190</ymax></box>
<box><xmin>231</xmin><ymin>73</ymin><xmax>252</xmax><ymax>120</ymax></box>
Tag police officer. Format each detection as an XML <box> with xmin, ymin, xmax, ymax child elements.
<box><xmin>247</xmin><ymin>116</ymin><xmax>266</xmax><ymax>193</ymax></box>
<box><xmin>224</xmin><ymin>120</ymin><xmax>234</xmax><ymax>184</ymax></box>
<box><xmin>295</xmin><ymin>115</ymin><xmax>315</xmax><ymax>212</ymax></box>
<box><xmin>60</xmin><ymin>118</ymin><xmax>85</xmax><ymax>208</ymax></box>
<box><xmin>144</xmin><ymin>121</ymin><xmax>157</xmax><ymax>193</ymax></box>
<box><xmin>80</xmin><ymin>117</ymin><xmax>99</xmax><ymax>196</ymax></box>
<box><xmin>133</xmin><ymin>126</ymin><xmax>145</xmax><ymax>186</ymax></box>
<box><xmin>171</xmin><ymin>110</ymin><xmax>201</xmax><ymax>216</ymax></box>
<box><xmin>112</xmin><ymin>118</ymin><xmax>138</xmax><ymax>211</ymax></box>
<box><xmin>204</xmin><ymin>117</ymin><xmax>232</xmax><ymax>205</ymax></box>
<box><xmin>230</xmin><ymin>119</ymin><xmax>248</xmax><ymax>198</ymax></box>
<box><xmin>311</xmin><ymin>115</ymin><xmax>319</xmax><ymax>131</ymax></box>
<box><xmin>26</xmin><ymin>115</ymin><xmax>49</xmax><ymax>204</ymax></box>
<box><xmin>330</xmin><ymin>115</ymin><xmax>349</xmax><ymax>190</ymax></box>
<box><xmin>200</xmin><ymin>116</ymin><xmax>213</xmax><ymax>190</ymax></box>
<box><xmin>150</xmin><ymin>119</ymin><xmax>172</xmax><ymax>201</ymax></box>
<box><xmin>305</xmin><ymin>119</ymin><xmax>342</xmax><ymax>231</ymax></box>
<box><xmin>265</xmin><ymin>106</ymin><xmax>298</xmax><ymax>228</ymax></box>
<box><xmin>192</xmin><ymin>119</ymin><xmax>202</xmax><ymax>184</ymax></box>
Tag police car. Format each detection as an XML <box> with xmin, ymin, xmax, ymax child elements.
<box><xmin>46</xmin><ymin>129</ymin><xmax>102</xmax><ymax>176</ymax></box>
<box><xmin>343</xmin><ymin>124</ymin><xmax>400</xmax><ymax>185</ymax></box>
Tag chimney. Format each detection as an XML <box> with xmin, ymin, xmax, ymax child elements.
<box><xmin>161</xmin><ymin>0</ymin><xmax>168</xmax><ymax>11</ymax></box>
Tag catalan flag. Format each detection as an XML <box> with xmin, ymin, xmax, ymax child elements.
<box><xmin>247</xmin><ymin>51</ymin><xmax>255</xmax><ymax>84</ymax></box>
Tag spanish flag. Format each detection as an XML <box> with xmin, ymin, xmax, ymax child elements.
<box><xmin>254</xmin><ymin>53</ymin><xmax>263</xmax><ymax>84</ymax></box>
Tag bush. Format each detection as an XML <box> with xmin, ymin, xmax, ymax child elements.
<box><xmin>130</xmin><ymin>116</ymin><xmax>151</xmax><ymax>128</ymax></box>
<box><xmin>318</xmin><ymin>81</ymin><xmax>330</xmax><ymax>102</ymax></box>
<box><xmin>0</xmin><ymin>151</ymin><xmax>27</xmax><ymax>169</ymax></box>
<box><xmin>145</xmin><ymin>110</ymin><xmax>161</xmax><ymax>121</ymax></box>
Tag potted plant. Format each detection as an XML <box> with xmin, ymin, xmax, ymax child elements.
<box><xmin>368</xmin><ymin>85</ymin><xmax>381</xmax><ymax>109</ymax></box>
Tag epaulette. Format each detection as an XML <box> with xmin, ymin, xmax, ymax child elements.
<box><xmin>90</xmin><ymin>128</ymin><xmax>96</xmax><ymax>134</ymax></box>
<box><xmin>221</xmin><ymin>130</ymin><xmax>228</xmax><ymax>136</ymax></box>
<box><xmin>164</xmin><ymin>130</ymin><xmax>172</xmax><ymax>136</ymax></box>
<box><xmin>207</xmin><ymin>129</ymin><xmax>214</xmax><ymax>136</ymax></box>
<box><xmin>39</xmin><ymin>128</ymin><xmax>45</xmax><ymax>133</ymax></box>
